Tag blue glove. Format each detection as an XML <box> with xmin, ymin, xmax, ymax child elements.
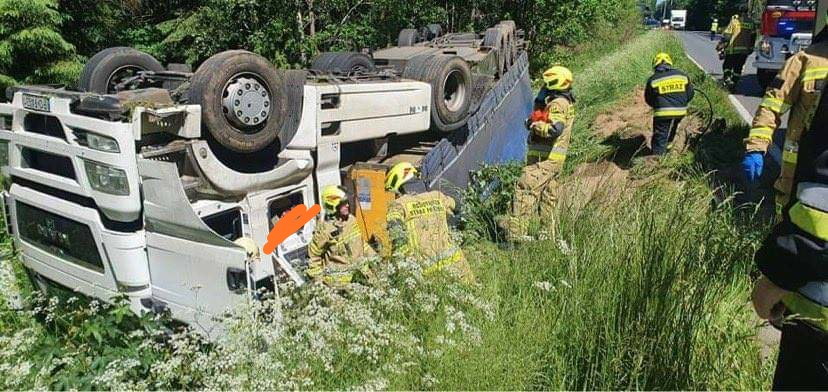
<box><xmin>742</xmin><ymin>152</ymin><xmax>764</xmax><ymax>182</ymax></box>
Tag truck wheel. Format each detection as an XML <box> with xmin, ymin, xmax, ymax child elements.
<box><xmin>188</xmin><ymin>50</ymin><xmax>287</xmax><ymax>154</ymax></box>
<box><xmin>78</xmin><ymin>47</ymin><xmax>164</xmax><ymax>94</ymax></box>
<box><xmin>483</xmin><ymin>28</ymin><xmax>506</xmax><ymax>77</ymax></box>
<box><xmin>757</xmin><ymin>68</ymin><xmax>776</xmax><ymax>90</ymax></box>
<box><xmin>403</xmin><ymin>54</ymin><xmax>472</xmax><ymax>132</ymax></box>
<box><xmin>398</xmin><ymin>28</ymin><xmax>419</xmax><ymax>46</ymax></box>
<box><xmin>310</xmin><ymin>52</ymin><xmax>375</xmax><ymax>74</ymax></box>
<box><xmin>422</xmin><ymin>24</ymin><xmax>443</xmax><ymax>40</ymax></box>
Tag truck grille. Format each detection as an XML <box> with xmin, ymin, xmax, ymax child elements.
<box><xmin>23</xmin><ymin>113</ymin><xmax>66</xmax><ymax>140</ymax></box>
<box><xmin>16</xmin><ymin>201</ymin><xmax>104</xmax><ymax>273</ymax></box>
<box><xmin>21</xmin><ymin>148</ymin><xmax>76</xmax><ymax>179</ymax></box>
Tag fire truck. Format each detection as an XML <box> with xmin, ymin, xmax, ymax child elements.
<box><xmin>755</xmin><ymin>0</ymin><xmax>817</xmax><ymax>88</ymax></box>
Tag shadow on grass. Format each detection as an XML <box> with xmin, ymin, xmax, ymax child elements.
<box><xmin>693</xmin><ymin>118</ymin><xmax>777</xmax><ymax>223</ymax></box>
<box><xmin>600</xmin><ymin>133</ymin><xmax>651</xmax><ymax>169</ymax></box>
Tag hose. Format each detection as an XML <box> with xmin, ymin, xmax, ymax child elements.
<box><xmin>689</xmin><ymin>87</ymin><xmax>716</xmax><ymax>135</ymax></box>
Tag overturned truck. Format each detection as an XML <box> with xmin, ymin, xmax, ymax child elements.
<box><xmin>0</xmin><ymin>22</ymin><xmax>533</xmax><ymax>334</ymax></box>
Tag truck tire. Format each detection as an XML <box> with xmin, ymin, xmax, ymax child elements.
<box><xmin>398</xmin><ymin>28</ymin><xmax>419</xmax><ymax>46</ymax></box>
<box><xmin>422</xmin><ymin>24</ymin><xmax>443</xmax><ymax>40</ymax></box>
<box><xmin>403</xmin><ymin>54</ymin><xmax>472</xmax><ymax>132</ymax></box>
<box><xmin>483</xmin><ymin>28</ymin><xmax>506</xmax><ymax>77</ymax></box>
<box><xmin>188</xmin><ymin>50</ymin><xmax>287</xmax><ymax>154</ymax></box>
<box><xmin>310</xmin><ymin>52</ymin><xmax>375</xmax><ymax>74</ymax></box>
<box><xmin>757</xmin><ymin>68</ymin><xmax>776</xmax><ymax>90</ymax></box>
<box><xmin>78</xmin><ymin>47</ymin><xmax>164</xmax><ymax>94</ymax></box>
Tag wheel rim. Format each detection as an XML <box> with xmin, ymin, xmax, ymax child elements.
<box><xmin>221</xmin><ymin>73</ymin><xmax>272</xmax><ymax>130</ymax></box>
<box><xmin>443</xmin><ymin>69</ymin><xmax>466</xmax><ymax>112</ymax></box>
<box><xmin>106</xmin><ymin>65</ymin><xmax>146</xmax><ymax>93</ymax></box>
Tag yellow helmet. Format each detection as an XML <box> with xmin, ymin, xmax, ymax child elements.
<box><xmin>321</xmin><ymin>185</ymin><xmax>348</xmax><ymax>214</ymax></box>
<box><xmin>385</xmin><ymin>162</ymin><xmax>418</xmax><ymax>192</ymax></box>
<box><xmin>652</xmin><ymin>52</ymin><xmax>673</xmax><ymax>67</ymax></box>
<box><xmin>542</xmin><ymin>66</ymin><xmax>573</xmax><ymax>91</ymax></box>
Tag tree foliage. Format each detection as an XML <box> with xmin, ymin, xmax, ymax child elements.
<box><xmin>0</xmin><ymin>0</ymin><xmax>81</xmax><ymax>90</ymax></box>
<box><xmin>6</xmin><ymin>0</ymin><xmax>641</xmax><ymax>87</ymax></box>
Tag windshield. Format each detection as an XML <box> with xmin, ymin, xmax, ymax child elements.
<box><xmin>672</xmin><ymin>17</ymin><xmax>684</xmax><ymax>22</ymax></box>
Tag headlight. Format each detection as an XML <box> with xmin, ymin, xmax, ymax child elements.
<box><xmin>74</xmin><ymin>128</ymin><xmax>120</xmax><ymax>153</ymax></box>
<box><xmin>83</xmin><ymin>159</ymin><xmax>129</xmax><ymax>195</ymax></box>
<box><xmin>0</xmin><ymin>140</ymin><xmax>7</xmax><ymax>167</ymax></box>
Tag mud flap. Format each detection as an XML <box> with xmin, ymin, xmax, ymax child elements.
<box><xmin>138</xmin><ymin>157</ymin><xmax>248</xmax><ymax>336</ymax></box>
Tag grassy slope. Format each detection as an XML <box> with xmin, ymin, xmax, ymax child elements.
<box><xmin>420</xmin><ymin>30</ymin><xmax>772</xmax><ymax>390</ymax></box>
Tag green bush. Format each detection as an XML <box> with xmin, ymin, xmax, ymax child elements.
<box><xmin>0</xmin><ymin>0</ymin><xmax>81</xmax><ymax>90</ymax></box>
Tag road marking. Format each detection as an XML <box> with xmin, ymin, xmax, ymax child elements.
<box><xmin>728</xmin><ymin>94</ymin><xmax>754</xmax><ymax>124</ymax></box>
<box><xmin>685</xmin><ymin>51</ymin><xmax>706</xmax><ymax>72</ymax></box>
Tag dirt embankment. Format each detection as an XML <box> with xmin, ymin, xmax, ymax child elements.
<box><xmin>557</xmin><ymin>88</ymin><xmax>707</xmax><ymax>213</ymax></box>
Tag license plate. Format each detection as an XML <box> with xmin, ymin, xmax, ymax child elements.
<box><xmin>22</xmin><ymin>94</ymin><xmax>50</xmax><ymax>112</ymax></box>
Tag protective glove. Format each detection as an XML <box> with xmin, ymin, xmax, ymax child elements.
<box><xmin>751</xmin><ymin>275</ymin><xmax>789</xmax><ymax>322</ymax></box>
<box><xmin>530</xmin><ymin>121</ymin><xmax>551</xmax><ymax>138</ymax></box>
<box><xmin>742</xmin><ymin>151</ymin><xmax>764</xmax><ymax>182</ymax></box>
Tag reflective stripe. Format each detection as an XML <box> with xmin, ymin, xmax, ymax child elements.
<box><xmin>782</xmin><ymin>292</ymin><xmax>828</xmax><ymax>331</ymax></box>
<box><xmin>782</xmin><ymin>140</ymin><xmax>799</xmax><ymax>164</ymax></box>
<box><xmin>650</xmin><ymin>75</ymin><xmax>689</xmax><ymax>85</ymax></box>
<box><xmin>548</xmin><ymin>114</ymin><xmax>566</xmax><ymax>122</ymax></box>
<box><xmin>748</xmin><ymin>126</ymin><xmax>774</xmax><ymax>141</ymax></box>
<box><xmin>423</xmin><ymin>249</ymin><xmax>463</xmax><ymax>275</ymax></box>
<box><xmin>789</xmin><ymin>202</ymin><xmax>828</xmax><ymax>241</ymax></box>
<box><xmin>760</xmin><ymin>97</ymin><xmax>789</xmax><ymax>113</ymax></box>
<box><xmin>528</xmin><ymin>145</ymin><xmax>567</xmax><ymax>162</ymax></box>
<box><xmin>802</xmin><ymin>67</ymin><xmax>828</xmax><ymax>82</ymax></box>
<box><xmin>653</xmin><ymin>107</ymin><xmax>688</xmax><ymax>117</ymax></box>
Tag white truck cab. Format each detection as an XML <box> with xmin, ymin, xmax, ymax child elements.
<box><xmin>0</xmin><ymin>78</ymin><xmax>431</xmax><ymax>334</ymax></box>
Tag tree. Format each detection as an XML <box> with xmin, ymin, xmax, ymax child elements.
<box><xmin>0</xmin><ymin>0</ymin><xmax>81</xmax><ymax>90</ymax></box>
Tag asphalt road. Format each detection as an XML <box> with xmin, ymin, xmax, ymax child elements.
<box><xmin>676</xmin><ymin>30</ymin><xmax>785</xmax><ymax>166</ymax></box>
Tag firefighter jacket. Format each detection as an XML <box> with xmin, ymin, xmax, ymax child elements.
<box><xmin>527</xmin><ymin>92</ymin><xmax>575</xmax><ymax>165</ymax></box>
<box><xmin>644</xmin><ymin>64</ymin><xmax>694</xmax><ymax>118</ymax></box>
<box><xmin>721</xmin><ymin>17</ymin><xmax>756</xmax><ymax>55</ymax></box>
<box><xmin>386</xmin><ymin>191</ymin><xmax>472</xmax><ymax>280</ymax></box>
<box><xmin>746</xmin><ymin>39</ymin><xmax>828</xmax><ymax>209</ymax></box>
<box><xmin>307</xmin><ymin>214</ymin><xmax>375</xmax><ymax>287</ymax></box>
<box><xmin>710</xmin><ymin>21</ymin><xmax>718</xmax><ymax>32</ymax></box>
<box><xmin>756</xmin><ymin>82</ymin><xmax>828</xmax><ymax>331</ymax></box>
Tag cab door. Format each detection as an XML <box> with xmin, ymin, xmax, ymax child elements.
<box><xmin>138</xmin><ymin>158</ymin><xmax>248</xmax><ymax>335</ymax></box>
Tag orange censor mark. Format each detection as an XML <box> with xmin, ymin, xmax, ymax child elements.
<box><xmin>263</xmin><ymin>204</ymin><xmax>321</xmax><ymax>255</ymax></box>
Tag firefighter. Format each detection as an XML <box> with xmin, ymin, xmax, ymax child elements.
<box><xmin>752</xmin><ymin>65</ymin><xmax>828</xmax><ymax>390</ymax></box>
<box><xmin>717</xmin><ymin>12</ymin><xmax>756</xmax><ymax>91</ymax></box>
<box><xmin>710</xmin><ymin>18</ymin><xmax>719</xmax><ymax>40</ymax></box>
<box><xmin>742</xmin><ymin>24</ymin><xmax>828</xmax><ymax>218</ymax></box>
<box><xmin>644</xmin><ymin>52</ymin><xmax>694</xmax><ymax>156</ymax></box>
<box><xmin>497</xmin><ymin>66</ymin><xmax>575</xmax><ymax>242</ymax></box>
<box><xmin>306</xmin><ymin>185</ymin><xmax>375</xmax><ymax>287</ymax></box>
<box><xmin>384</xmin><ymin>162</ymin><xmax>475</xmax><ymax>283</ymax></box>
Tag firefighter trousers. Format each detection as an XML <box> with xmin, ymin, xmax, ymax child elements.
<box><xmin>773</xmin><ymin>320</ymin><xmax>828</xmax><ymax>390</ymax></box>
<box><xmin>651</xmin><ymin>117</ymin><xmax>682</xmax><ymax>155</ymax></box>
<box><xmin>722</xmin><ymin>54</ymin><xmax>749</xmax><ymax>84</ymax></box>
